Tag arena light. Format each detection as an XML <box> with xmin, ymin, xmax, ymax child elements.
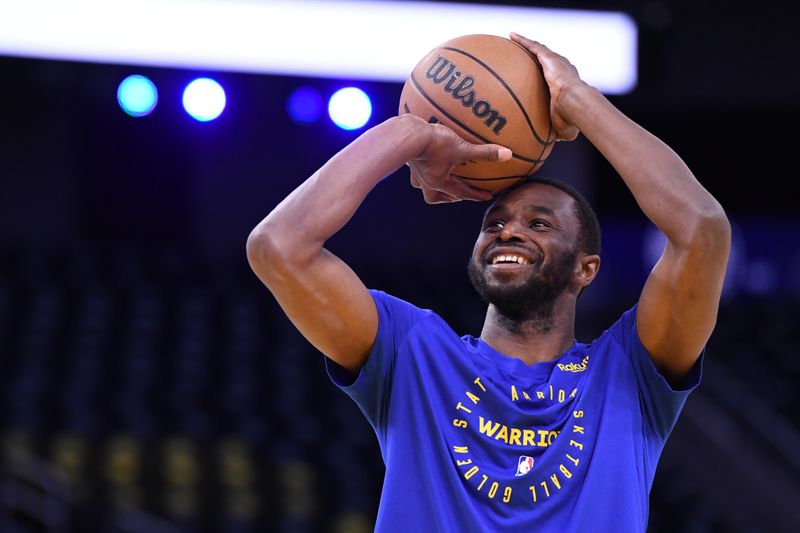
<box><xmin>182</xmin><ymin>78</ymin><xmax>226</xmax><ymax>122</ymax></box>
<box><xmin>0</xmin><ymin>0</ymin><xmax>637</xmax><ymax>94</ymax></box>
<box><xmin>328</xmin><ymin>87</ymin><xmax>373</xmax><ymax>131</ymax></box>
<box><xmin>117</xmin><ymin>75</ymin><xmax>158</xmax><ymax>117</ymax></box>
<box><xmin>287</xmin><ymin>86</ymin><xmax>324</xmax><ymax>125</ymax></box>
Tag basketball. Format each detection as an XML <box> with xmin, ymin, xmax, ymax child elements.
<box><xmin>399</xmin><ymin>34</ymin><xmax>556</xmax><ymax>192</ymax></box>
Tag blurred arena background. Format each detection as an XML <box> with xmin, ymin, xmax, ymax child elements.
<box><xmin>1</xmin><ymin>0</ymin><xmax>798</xmax><ymax>531</ymax></box>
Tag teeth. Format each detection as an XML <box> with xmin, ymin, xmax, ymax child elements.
<box><xmin>491</xmin><ymin>254</ymin><xmax>530</xmax><ymax>265</ymax></box>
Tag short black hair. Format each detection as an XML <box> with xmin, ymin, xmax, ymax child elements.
<box><xmin>494</xmin><ymin>176</ymin><xmax>602</xmax><ymax>256</ymax></box>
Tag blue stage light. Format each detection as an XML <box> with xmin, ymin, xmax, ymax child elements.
<box><xmin>287</xmin><ymin>86</ymin><xmax>323</xmax><ymax>124</ymax></box>
<box><xmin>328</xmin><ymin>87</ymin><xmax>372</xmax><ymax>130</ymax></box>
<box><xmin>117</xmin><ymin>75</ymin><xmax>158</xmax><ymax>117</ymax></box>
<box><xmin>182</xmin><ymin>78</ymin><xmax>226</xmax><ymax>122</ymax></box>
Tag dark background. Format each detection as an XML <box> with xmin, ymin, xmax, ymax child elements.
<box><xmin>1</xmin><ymin>1</ymin><xmax>799</xmax><ymax>532</ymax></box>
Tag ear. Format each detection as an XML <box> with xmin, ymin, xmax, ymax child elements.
<box><xmin>574</xmin><ymin>253</ymin><xmax>601</xmax><ymax>289</ymax></box>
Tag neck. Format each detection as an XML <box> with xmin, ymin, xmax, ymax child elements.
<box><xmin>479</xmin><ymin>299</ymin><xmax>577</xmax><ymax>366</ymax></box>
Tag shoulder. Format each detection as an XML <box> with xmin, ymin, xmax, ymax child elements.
<box><xmin>369</xmin><ymin>289</ymin><xmax>455</xmax><ymax>339</ymax></box>
<box><xmin>588</xmin><ymin>304</ymin><xmax>703</xmax><ymax>392</ymax></box>
<box><xmin>582</xmin><ymin>305</ymin><xmax>642</xmax><ymax>372</ymax></box>
<box><xmin>369</xmin><ymin>289</ymin><xmax>434</xmax><ymax>320</ymax></box>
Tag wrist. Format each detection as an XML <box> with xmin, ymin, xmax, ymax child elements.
<box><xmin>556</xmin><ymin>82</ymin><xmax>604</xmax><ymax>129</ymax></box>
<box><xmin>392</xmin><ymin>113</ymin><xmax>434</xmax><ymax>158</ymax></box>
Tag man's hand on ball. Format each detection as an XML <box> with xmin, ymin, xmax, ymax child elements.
<box><xmin>509</xmin><ymin>32</ymin><xmax>585</xmax><ymax>142</ymax></box>
<box><xmin>406</xmin><ymin>117</ymin><xmax>511</xmax><ymax>204</ymax></box>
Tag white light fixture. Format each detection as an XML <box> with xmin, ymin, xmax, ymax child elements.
<box><xmin>328</xmin><ymin>87</ymin><xmax>373</xmax><ymax>130</ymax></box>
<box><xmin>0</xmin><ymin>0</ymin><xmax>637</xmax><ymax>94</ymax></box>
<box><xmin>182</xmin><ymin>78</ymin><xmax>226</xmax><ymax>122</ymax></box>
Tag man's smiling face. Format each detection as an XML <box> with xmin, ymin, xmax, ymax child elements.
<box><xmin>467</xmin><ymin>182</ymin><xmax>582</xmax><ymax>322</ymax></box>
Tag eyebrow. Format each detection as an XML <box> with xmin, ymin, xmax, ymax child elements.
<box><xmin>524</xmin><ymin>204</ymin><xmax>556</xmax><ymax>216</ymax></box>
<box><xmin>485</xmin><ymin>204</ymin><xmax>556</xmax><ymax>219</ymax></box>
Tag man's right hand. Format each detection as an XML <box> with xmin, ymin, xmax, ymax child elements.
<box><xmin>403</xmin><ymin>115</ymin><xmax>512</xmax><ymax>204</ymax></box>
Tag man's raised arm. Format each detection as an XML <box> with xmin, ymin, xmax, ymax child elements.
<box><xmin>512</xmin><ymin>32</ymin><xmax>731</xmax><ymax>384</ymax></box>
<box><xmin>246</xmin><ymin>114</ymin><xmax>510</xmax><ymax>373</ymax></box>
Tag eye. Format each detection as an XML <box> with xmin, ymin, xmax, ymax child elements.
<box><xmin>529</xmin><ymin>219</ymin><xmax>551</xmax><ymax>229</ymax></box>
<box><xmin>483</xmin><ymin>219</ymin><xmax>504</xmax><ymax>231</ymax></box>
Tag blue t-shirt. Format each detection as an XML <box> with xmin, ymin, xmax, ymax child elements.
<box><xmin>326</xmin><ymin>290</ymin><xmax>703</xmax><ymax>532</ymax></box>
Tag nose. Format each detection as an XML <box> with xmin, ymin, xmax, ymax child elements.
<box><xmin>498</xmin><ymin>219</ymin><xmax>525</xmax><ymax>242</ymax></box>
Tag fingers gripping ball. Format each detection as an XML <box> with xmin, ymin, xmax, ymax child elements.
<box><xmin>399</xmin><ymin>34</ymin><xmax>556</xmax><ymax>192</ymax></box>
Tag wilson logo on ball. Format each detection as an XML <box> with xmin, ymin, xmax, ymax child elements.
<box><xmin>425</xmin><ymin>55</ymin><xmax>507</xmax><ymax>135</ymax></box>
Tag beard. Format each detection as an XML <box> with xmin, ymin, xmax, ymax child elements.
<box><xmin>468</xmin><ymin>245</ymin><xmax>577</xmax><ymax>327</ymax></box>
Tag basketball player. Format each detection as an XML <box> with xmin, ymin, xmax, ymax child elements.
<box><xmin>246</xmin><ymin>33</ymin><xmax>731</xmax><ymax>531</ymax></box>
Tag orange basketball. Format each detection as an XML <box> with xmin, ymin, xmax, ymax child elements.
<box><xmin>399</xmin><ymin>34</ymin><xmax>555</xmax><ymax>192</ymax></box>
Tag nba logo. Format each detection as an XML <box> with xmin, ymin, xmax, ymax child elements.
<box><xmin>515</xmin><ymin>456</ymin><xmax>534</xmax><ymax>477</ymax></box>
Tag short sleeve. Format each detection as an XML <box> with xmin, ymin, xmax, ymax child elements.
<box><xmin>324</xmin><ymin>290</ymin><xmax>431</xmax><ymax>435</ymax></box>
<box><xmin>610</xmin><ymin>305</ymin><xmax>704</xmax><ymax>440</ymax></box>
